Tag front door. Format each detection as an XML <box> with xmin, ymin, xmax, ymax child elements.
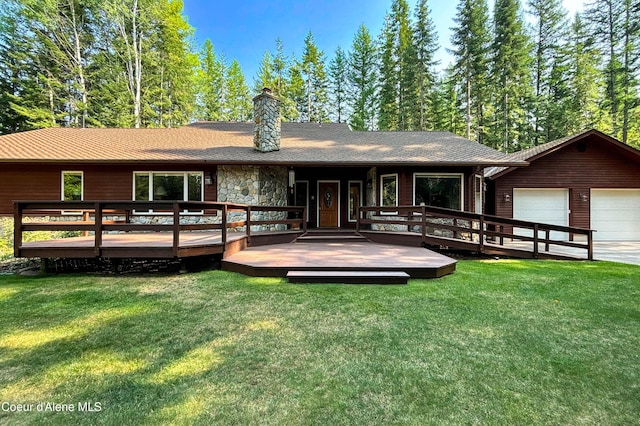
<box><xmin>319</xmin><ymin>181</ymin><xmax>339</xmax><ymax>227</ymax></box>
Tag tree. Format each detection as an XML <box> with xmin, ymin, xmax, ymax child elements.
<box><xmin>377</xmin><ymin>0</ymin><xmax>422</xmax><ymax>131</ymax></box>
<box><xmin>348</xmin><ymin>24</ymin><xmax>378</xmax><ymax>130</ymax></box>
<box><xmin>196</xmin><ymin>39</ymin><xmax>225</xmax><ymax>121</ymax></box>
<box><xmin>144</xmin><ymin>0</ymin><xmax>198</xmax><ymax>127</ymax></box>
<box><xmin>527</xmin><ymin>0</ymin><xmax>568</xmax><ymax>145</ymax></box>
<box><xmin>301</xmin><ymin>31</ymin><xmax>328</xmax><ymax>122</ymax></box>
<box><xmin>450</xmin><ymin>0</ymin><xmax>491</xmax><ymax>142</ymax></box>
<box><xmin>377</xmin><ymin>13</ymin><xmax>399</xmax><ymax>130</ymax></box>
<box><xmin>254</xmin><ymin>51</ymin><xmax>276</xmax><ymax>94</ymax></box>
<box><xmin>412</xmin><ymin>0</ymin><xmax>439</xmax><ymax>130</ymax></box>
<box><xmin>225</xmin><ymin>59</ymin><xmax>251</xmax><ymax>121</ymax></box>
<box><xmin>432</xmin><ymin>66</ymin><xmax>465</xmax><ymax>134</ymax></box>
<box><xmin>489</xmin><ymin>0</ymin><xmax>534</xmax><ymax>152</ymax></box>
<box><xmin>328</xmin><ymin>46</ymin><xmax>348</xmax><ymax>123</ymax></box>
<box><xmin>286</xmin><ymin>59</ymin><xmax>306</xmax><ymax>122</ymax></box>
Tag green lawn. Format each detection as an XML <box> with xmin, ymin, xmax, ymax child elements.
<box><xmin>0</xmin><ymin>260</ymin><xmax>639</xmax><ymax>425</ymax></box>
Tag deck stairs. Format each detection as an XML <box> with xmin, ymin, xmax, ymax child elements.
<box><xmin>286</xmin><ymin>230</ymin><xmax>410</xmax><ymax>284</ymax></box>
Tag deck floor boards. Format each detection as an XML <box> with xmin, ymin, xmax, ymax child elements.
<box><xmin>222</xmin><ymin>241</ymin><xmax>457</xmax><ymax>279</ymax></box>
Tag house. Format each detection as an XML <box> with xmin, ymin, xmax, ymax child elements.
<box><xmin>486</xmin><ymin>129</ymin><xmax>640</xmax><ymax>241</ymax></box>
<box><xmin>0</xmin><ymin>89</ymin><xmax>526</xmax><ymax>227</ymax></box>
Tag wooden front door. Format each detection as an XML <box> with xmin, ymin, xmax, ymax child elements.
<box><xmin>319</xmin><ymin>181</ymin><xmax>339</xmax><ymax>227</ymax></box>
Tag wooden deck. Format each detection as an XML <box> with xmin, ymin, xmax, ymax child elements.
<box><xmin>19</xmin><ymin>231</ymin><xmax>248</xmax><ymax>259</ymax></box>
<box><xmin>222</xmin><ymin>240</ymin><xmax>457</xmax><ymax>279</ymax></box>
<box><xmin>11</xmin><ymin>201</ymin><xmax>596</xmax><ymax>282</ymax></box>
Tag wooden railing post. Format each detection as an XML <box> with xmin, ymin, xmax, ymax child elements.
<box><xmin>302</xmin><ymin>207</ymin><xmax>307</xmax><ymax>233</ymax></box>
<box><xmin>533</xmin><ymin>224</ymin><xmax>539</xmax><ymax>259</ymax></box>
<box><xmin>545</xmin><ymin>229</ymin><xmax>550</xmax><ymax>252</ymax></box>
<box><xmin>588</xmin><ymin>230</ymin><xmax>594</xmax><ymax>261</ymax></box>
<box><xmin>13</xmin><ymin>202</ymin><xmax>23</xmax><ymax>258</ymax></box>
<box><xmin>172</xmin><ymin>202</ymin><xmax>180</xmax><ymax>257</ymax></box>
<box><xmin>356</xmin><ymin>206</ymin><xmax>360</xmax><ymax>232</ymax></box>
<box><xmin>94</xmin><ymin>202</ymin><xmax>103</xmax><ymax>257</ymax></box>
<box><xmin>246</xmin><ymin>205</ymin><xmax>251</xmax><ymax>243</ymax></box>
<box><xmin>479</xmin><ymin>215</ymin><xmax>484</xmax><ymax>253</ymax></box>
<box><xmin>221</xmin><ymin>204</ymin><xmax>228</xmax><ymax>245</ymax></box>
<box><xmin>421</xmin><ymin>206</ymin><xmax>427</xmax><ymax>244</ymax></box>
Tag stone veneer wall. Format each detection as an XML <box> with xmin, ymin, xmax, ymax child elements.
<box><xmin>217</xmin><ymin>165</ymin><xmax>288</xmax><ymax>231</ymax></box>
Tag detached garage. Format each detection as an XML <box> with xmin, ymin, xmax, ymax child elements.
<box><xmin>487</xmin><ymin>129</ymin><xmax>640</xmax><ymax>241</ymax></box>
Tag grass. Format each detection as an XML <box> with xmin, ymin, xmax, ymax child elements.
<box><xmin>0</xmin><ymin>260</ymin><xmax>639</xmax><ymax>425</ymax></box>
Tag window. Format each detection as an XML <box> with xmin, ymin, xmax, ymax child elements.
<box><xmin>348</xmin><ymin>181</ymin><xmax>362</xmax><ymax>222</ymax></box>
<box><xmin>134</xmin><ymin>172</ymin><xmax>203</xmax><ymax>202</ymax></box>
<box><xmin>380</xmin><ymin>174</ymin><xmax>398</xmax><ymax>207</ymax></box>
<box><xmin>414</xmin><ymin>174</ymin><xmax>463</xmax><ymax>210</ymax></box>
<box><xmin>62</xmin><ymin>171</ymin><xmax>83</xmax><ymax>201</ymax></box>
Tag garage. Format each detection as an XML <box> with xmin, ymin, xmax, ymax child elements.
<box><xmin>513</xmin><ymin>188</ymin><xmax>569</xmax><ymax>239</ymax></box>
<box><xmin>591</xmin><ymin>189</ymin><xmax>640</xmax><ymax>241</ymax></box>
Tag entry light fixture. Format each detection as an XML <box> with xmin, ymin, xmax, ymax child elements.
<box><xmin>503</xmin><ymin>193</ymin><xmax>511</xmax><ymax>203</ymax></box>
<box><xmin>205</xmin><ymin>173</ymin><xmax>215</xmax><ymax>185</ymax></box>
<box><xmin>579</xmin><ymin>192</ymin><xmax>589</xmax><ymax>202</ymax></box>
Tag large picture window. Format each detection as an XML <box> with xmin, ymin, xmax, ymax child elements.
<box><xmin>414</xmin><ymin>174</ymin><xmax>463</xmax><ymax>210</ymax></box>
<box><xmin>62</xmin><ymin>171</ymin><xmax>83</xmax><ymax>201</ymax></box>
<box><xmin>134</xmin><ymin>172</ymin><xmax>203</xmax><ymax>202</ymax></box>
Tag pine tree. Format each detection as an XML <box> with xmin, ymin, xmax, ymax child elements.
<box><xmin>567</xmin><ymin>14</ymin><xmax>606</xmax><ymax>133</ymax></box>
<box><xmin>378</xmin><ymin>13</ymin><xmax>399</xmax><ymax>130</ymax></box>
<box><xmin>527</xmin><ymin>0</ymin><xmax>568</xmax><ymax>145</ymax></box>
<box><xmin>348</xmin><ymin>24</ymin><xmax>378</xmax><ymax>131</ymax></box>
<box><xmin>301</xmin><ymin>31</ymin><xmax>328</xmax><ymax>123</ymax></box>
<box><xmin>287</xmin><ymin>59</ymin><xmax>307</xmax><ymax>122</ymax></box>
<box><xmin>489</xmin><ymin>0</ymin><xmax>534</xmax><ymax>152</ymax></box>
<box><xmin>225</xmin><ymin>59</ymin><xmax>251</xmax><ymax>121</ymax></box>
<box><xmin>145</xmin><ymin>0</ymin><xmax>198</xmax><ymax>127</ymax></box>
<box><xmin>328</xmin><ymin>46</ymin><xmax>348</xmax><ymax>123</ymax></box>
<box><xmin>450</xmin><ymin>0</ymin><xmax>491</xmax><ymax>142</ymax></box>
<box><xmin>254</xmin><ymin>51</ymin><xmax>276</xmax><ymax>93</ymax></box>
<box><xmin>412</xmin><ymin>0</ymin><xmax>439</xmax><ymax>130</ymax></box>
<box><xmin>196</xmin><ymin>39</ymin><xmax>225</xmax><ymax>121</ymax></box>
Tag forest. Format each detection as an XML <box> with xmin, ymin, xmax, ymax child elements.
<box><xmin>0</xmin><ymin>0</ymin><xmax>638</xmax><ymax>152</ymax></box>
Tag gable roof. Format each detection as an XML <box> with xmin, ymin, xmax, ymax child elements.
<box><xmin>485</xmin><ymin>129</ymin><xmax>640</xmax><ymax>179</ymax></box>
<box><xmin>0</xmin><ymin>122</ymin><xmax>527</xmax><ymax>167</ymax></box>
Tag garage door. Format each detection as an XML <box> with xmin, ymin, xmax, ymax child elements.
<box><xmin>591</xmin><ymin>189</ymin><xmax>640</xmax><ymax>241</ymax></box>
<box><xmin>513</xmin><ymin>189</ymin><xmax>569</xmax><ymax>239</ymax></box>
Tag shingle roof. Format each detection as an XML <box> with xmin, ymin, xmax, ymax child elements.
<box><xmin>0</xmin><ymin>122</ymin><xmax>527</xmax><ymax>167</ymax></box>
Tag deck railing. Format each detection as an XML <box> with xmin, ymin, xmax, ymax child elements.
<box><xmin>357</xmin><ymin>205</ymin><xmax>594</xmax><ymax>260</ymax></box>
<box><xmin>13</xmin><ymin>201</ymin><xmax>306</xmax><ymax>258</ymax></box>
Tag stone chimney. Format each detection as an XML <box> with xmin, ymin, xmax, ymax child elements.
<box><xmin>253</xmin><ymin>88</ymin><xmax>281</xmax><ymax>152</ymax></box>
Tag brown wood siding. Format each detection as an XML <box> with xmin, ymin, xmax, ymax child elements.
<box><xmin>494</xmin><ymin>135</ymin><xmax>640</xmax><ymax>229</ymax></box>
<box><xmin>0</xmin><ymin>163</ymin><xmax>217</xmax><ymax>215</ymax></box>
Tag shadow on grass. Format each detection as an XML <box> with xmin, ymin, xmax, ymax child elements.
<box><xmin>0</xmin><ymin>260</ymin><xmax>639</xmax><ymax>424</ymax></box>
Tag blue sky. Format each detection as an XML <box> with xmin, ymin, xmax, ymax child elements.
<box><xmin>182</xmin><ymin>0</ymin><xmax>585</xmax><ymax>86</ymax></box>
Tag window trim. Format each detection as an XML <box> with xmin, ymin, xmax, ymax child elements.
<box><xmin>379</xmin><ymin>173</ymin><xmax>398</xmax><ymax>208</ymax></box>
<box><xmin>412</xmin><ymin>173</ymin><xmax>465</xmax><ymax>211</ymax></box>
<box><xmin>60</xmin><ymin>171</ymin><xmax>84</xmax><ymax>215</ymax></box>
<box><xmin>133</xmin><ymin>171</ymin><xmax>204</xmax><ymax>214</ymax></box>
